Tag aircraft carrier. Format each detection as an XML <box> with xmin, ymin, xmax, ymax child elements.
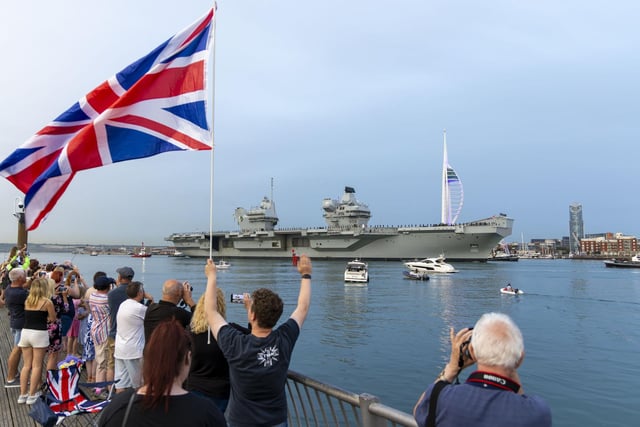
<box><xmin>165</xmin><ymin>186</ymin><xmax>513</xmax><ymax>261</ymax></box>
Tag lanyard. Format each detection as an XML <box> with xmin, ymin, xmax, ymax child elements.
<box><xmin>466</xmin><ymin>371</ymin><xmax>520</xmax><ymax>393</ymax></box>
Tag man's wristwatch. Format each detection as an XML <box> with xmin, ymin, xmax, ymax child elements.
<box><xmin>301</xmin><ymin>274</ymin><xmax>311</xmax><ymax>279</ymax></box>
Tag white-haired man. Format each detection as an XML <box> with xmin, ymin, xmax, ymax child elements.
<box><xmin>413</xmin><ymin>312</ymin><xmax>551</xmax><ymax>427</ymax></box>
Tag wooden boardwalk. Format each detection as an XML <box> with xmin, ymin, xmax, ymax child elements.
<box><xmin>0</xmin><ymin>307</ymin><xmax>39</xmax><ymax>427</ymax></box>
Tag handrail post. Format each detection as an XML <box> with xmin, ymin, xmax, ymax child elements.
<box><xmin>359</xmin><ymin>393</ymin><xmax>386</xmax><ymax>427</ymax></box>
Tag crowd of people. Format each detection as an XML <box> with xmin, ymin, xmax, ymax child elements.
<box><xmin>0</xmin><ymin>246</ymin><xmax>315</xmax><ymax>426</ymax></box>
<box><xmin>1</xmin><ymin>245</ymin><xmax>551</xmax><ymax>426</ymax></box>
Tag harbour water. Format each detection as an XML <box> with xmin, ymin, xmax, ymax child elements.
<box><xmin>33</xmin><ymin>253</ymin><xmax>640</xmax><ymax>426</ymax></box>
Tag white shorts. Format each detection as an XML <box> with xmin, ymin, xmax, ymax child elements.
<box><xmin>18</xmin><ymin>329</ymin><xmax>49</xmax><ymax>348</ymax></box>
<box><xmin>115</xmin><ymin>358</ymin><xmax>143</xmax><ymax>389</ymax></box>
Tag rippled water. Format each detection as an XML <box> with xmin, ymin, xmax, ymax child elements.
<box><xmin>42</xmin><ymin>253</ymin><xmax>640</xmax><ymax>426</ymax></box>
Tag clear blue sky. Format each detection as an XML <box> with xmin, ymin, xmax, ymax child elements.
<box><xmin>1</xmin><ymin>0</ymin><xmax>638</xmax><ymax>246</ymax></box>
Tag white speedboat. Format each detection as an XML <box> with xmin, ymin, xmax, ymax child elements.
<box><xmin>216</xmin><ymin>260</ymin><xmax>231</xmax><ymax>270</ymax></box>
<box><xmin>500</xmin><ymin>286</ymin><xmax>523</xmax><ymax>295</ymax></box>
<box><xmin>344</xmin><ymin>259</ymin><xmax>369</xmax><ymax>283</ymax></box>
<box><xmin>404</xmin><ymin>255</ymin><xmax>457</xmax><ymax>274</ymax></box>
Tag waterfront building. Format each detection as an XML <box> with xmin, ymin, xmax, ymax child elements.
<box><xmin>580</xmin><ymin>233</ymin><xmax>638</xmax><ymax>257</ymax></box>
<box><xmin>569</xmin><ymin>203</ymin><xmax>584</xmax><ymax>254</ymax></box>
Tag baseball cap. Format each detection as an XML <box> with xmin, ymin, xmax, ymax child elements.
<box><xmin>94</xmin><ymin>276</ymin><xmax>116</xmax><ymax>290</ymax></box>
<box><xmin>116</xmin><ymin>266</ymin><xmax>135</xmax><ymax>279</ymax></box>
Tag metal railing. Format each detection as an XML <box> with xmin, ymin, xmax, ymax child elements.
<box><xmin>286</xmin><ymin>370</ymin><xmax>417</xmax><ymax>427</ymax></box>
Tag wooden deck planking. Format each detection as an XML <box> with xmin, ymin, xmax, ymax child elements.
<box><xmin>0</xmin><ymin>308</ymin><xmax>40</xmax><ymax>427</ymax></box>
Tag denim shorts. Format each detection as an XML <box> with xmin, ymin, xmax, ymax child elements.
<box><xmin>11</xmin><ymin>328</ymin><xmax>22</xmax><ymax>346</ymax></box>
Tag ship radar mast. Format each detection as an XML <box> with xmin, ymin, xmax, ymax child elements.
<box><xmin>441</xmin><ymin>130</ymin><xmax>464</xmax><ymax>225</ymax></box>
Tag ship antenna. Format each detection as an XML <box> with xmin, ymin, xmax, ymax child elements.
<box><xmin>270</xmin><ymin>177</ymin><xmax>277</xmax><ymax>216</ymax></box>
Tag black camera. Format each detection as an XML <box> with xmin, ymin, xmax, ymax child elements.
<box><xmin>458</xmin><ymin>327</ymin><xmax>473</xmax><ymax>368</ymax></box>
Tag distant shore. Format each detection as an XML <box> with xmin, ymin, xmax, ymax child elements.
<box><xmin>0</xmin><ymin>242</ymin><xmax>174</xmax><ymax>255</ymax></box>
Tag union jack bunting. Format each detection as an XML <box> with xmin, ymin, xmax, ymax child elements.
<box><xmin>0</xmin><ymin>9</ymin><xmax>214</xmax><ymax>230</ymax></box>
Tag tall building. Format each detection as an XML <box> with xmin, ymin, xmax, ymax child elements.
<box><xmin>569</xmin><ymin>203</ymin><xmax>584</xmax><ymax>254</ymax></box>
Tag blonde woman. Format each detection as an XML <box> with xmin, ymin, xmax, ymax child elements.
<box><xmin>18</xmin><ymin>278</ymin><xmax>56</xmax><ymax>404</ymax></box>
<box><xmin>187</xmin><ymin>291</ymin><xmax>249</xmax><ymax>412</ymax></box>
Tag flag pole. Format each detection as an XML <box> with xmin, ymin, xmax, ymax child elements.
<box><xmin>207</xmin><ymin>4</ymin><xmax>217</xmax><ymax>345</ymax></box>
<box><xmin>209</xmin><ymin>4</ymin><xmax>217</xmax><ymax>260</ymax></box>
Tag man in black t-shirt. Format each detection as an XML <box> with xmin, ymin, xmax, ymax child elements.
<box><xmin>204</xmin><ymin>255</ymin><xmax>313</xmax><ymax>426</ymax></box>
<box><xmin>2</xmin><ymin>268</ymin><xmax>28</xmax><ymax>387</ymax></box>
<box><xmin>143</xmin><ymin>279</ymin><xmax>196</xmax><ymax>342</ymax></box>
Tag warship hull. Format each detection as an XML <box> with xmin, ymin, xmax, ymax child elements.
<box><xmin>166</xmin><ymin>215</ymin><xmax>513</xmax><ymax>262</ymax></box>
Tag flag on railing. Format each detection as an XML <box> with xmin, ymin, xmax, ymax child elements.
<box><xmin>0</xmin><ymin>8</ymin><xmax>215</xmax><ymax>230</ymax></box>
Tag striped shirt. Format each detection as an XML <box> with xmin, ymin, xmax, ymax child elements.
<box><xmin>89</xmin><ymin>291</ymin><xmax>110</xmax><ymax>345</ymax></box>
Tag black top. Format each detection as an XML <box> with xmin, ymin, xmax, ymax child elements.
<box><xmin>98</xmin><ymin>389</ymin><xmax>226</xmax><ymax>427</ymax></box>
<box><xmin>187</xmin><ymin>322</ymin><xmax>250</xmax><ymax>399</ymax></box>
<box><xmin>24</xmin><ymin>309</ymin><xmax>48</xmax><ymax>331</ymax></box>
<box><xmin>143</xmin><ymin>300</ymin><xmax>192</xmax><ymax>342</ymax></box>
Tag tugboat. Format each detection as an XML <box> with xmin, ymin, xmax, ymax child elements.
<box><xmin>131</xmin><ymin>242</ymin><xmax>152</xmax><ymax>258</ymax></box>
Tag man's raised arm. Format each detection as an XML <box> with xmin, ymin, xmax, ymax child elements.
<box><xmin>290</xmin><ymin>255</ymin><xmax>312</xmax><ymax>328</ymax></box>
<box><xmin>204</xmin><ymin>259</ymin><xmax>227</xmax><ymax>339</ymax></box>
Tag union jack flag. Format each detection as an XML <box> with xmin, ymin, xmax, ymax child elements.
<box><xmin>0</xmin><ymin>9</ymin><xmax>214</xmax><ymax>230</ymax></box>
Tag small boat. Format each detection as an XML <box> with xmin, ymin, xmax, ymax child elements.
<box><xmin>500</xmin><ymin>285</ymin><xmax>523</xmax><ymax>295</ymax></box>
<box><xmin>131</xmin><ymin>242</ymin><xmax>152</xmax><ymax>258</ymax></box>
<box><xmin>344</xmin><ymin>259</ymin><xmax>369</xmax><ymax>283</ymax></box>
<box><xmin>168</xmin><ymin>250</ymin><xmax>185</xmax><ymax>257</ymax></box>
<box><xmin>216</xmin><ymin>260</ymin><xmax>231</xmax><ymax>270</ymax></box>
<box><xmin>403</xmin><ymin>270</ymin><xmax>430</xmax><ymax>281</ymax></box>
<box><xmin>489</xmin><ymin>241</ymin><xmax>519</xmax><ymax>261</ymax></box>
<box><xmin>404</xmin><ymin>254</ymin><xmax>457</xmax><ymax>274</ymax></box>
<box><xmin>90</xmin><ymin>251</ymin><xmax>98</xmax><ymax>256</ymax></box>
<box><xmin>604</xmin><ymin>254</ymin><xmax>640</xmax><ymax>269</ymax></box>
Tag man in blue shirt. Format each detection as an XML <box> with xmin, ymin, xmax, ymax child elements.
<box><xmin>2</xmin><ymin>268</ymin><xmax>28</xmax><ymax>387</ymax></box>
<box><xmin>413</xmin><ymin>312</ymin><xmax>551</xmax><ymax>427</ymax></box>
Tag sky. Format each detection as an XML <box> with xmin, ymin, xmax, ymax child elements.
<box><xmin>1</xmin><ymin>0</ymin><xmax>639</xmax><ymax>247</ymax></box>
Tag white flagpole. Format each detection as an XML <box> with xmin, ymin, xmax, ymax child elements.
<box><xmin>207</xmin><ymin>4</ymin><xmax>217</xmax><ymax>345</ymax></box>
<box><xmin>209</xmin><ymin>4</ymin><xmax>217</xmax><ymax>261</ymax></box>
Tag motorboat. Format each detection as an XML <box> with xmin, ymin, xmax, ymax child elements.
<box><xmin>344</xmin><ymin>259</ymin><xmax>369</xmax><ymax>283</ymax></box>
<box><xmin>500</xmin><ymin>285</ymin><xmax>523</xmax><ymax>295</ymax></box>
<box><xmin>403</xmin><ymin>255</ymin><xmax>457</xmax><ymax>274</ymax></box>
<box><xmin>403</xmin><ymin>270</ymin><xmax>430</xmax><ymax>281</ymax></box>
<box><xmin>216</xmin><ymin>260</ymin><xmax>231</xmax><ymax>270</ymax></box>
<box><xmin>604</xmin><ymin>254</ymin><xmax>640</xmax><ymax>269</ymax></box>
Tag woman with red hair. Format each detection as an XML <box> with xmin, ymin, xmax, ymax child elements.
<box><xmin>98</xmin><ymin>319</ymin><xmax>226</xmax><ymax>426</ymax></box>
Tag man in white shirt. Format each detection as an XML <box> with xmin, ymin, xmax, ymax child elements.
<box><xmin>114</xmin><ymin>281</ymin><xmax>147</xmax><ymax>393</ymax></box>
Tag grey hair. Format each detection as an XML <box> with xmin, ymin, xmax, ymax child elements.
<box><xmin>8</xmin><ymin>268</ymin><xmax>26</xmax><ymax>282</ymax></box>
<box><xmin>471</xmin><ymin>312</ymin><xmax>524</xmax><ymax>369</ymax></box>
